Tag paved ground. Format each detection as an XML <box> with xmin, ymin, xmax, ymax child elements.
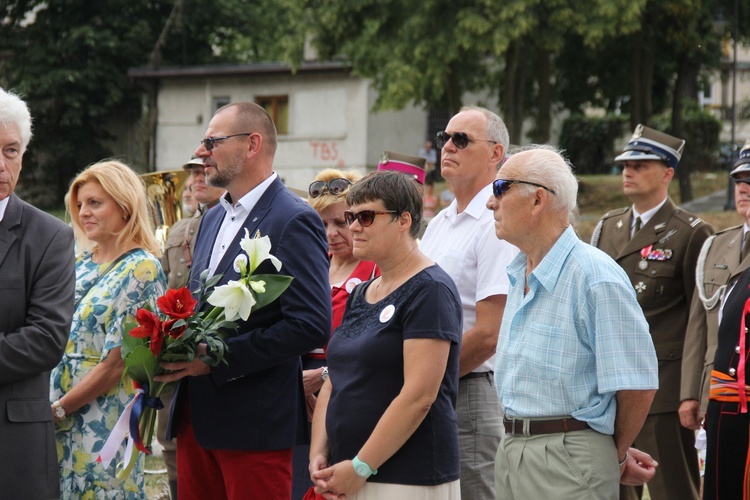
<box><xmin>681</xmin><ymin>188</ymin><xmax>733</xmax><ymax>213</ymax></box>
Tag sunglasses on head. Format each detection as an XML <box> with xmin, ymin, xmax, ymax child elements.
<box><xmin>343</xmin><ymin>209</ymin><xmax>397</xmax><ymax>227</ymax></box>
<box><xmin>308</xmin><ymin>178</ymin><xmax>353</xmax><ymax>198</ymax></box>
<box><xmin>492</xmin><ymin>179</ymin><xmax>557</xmax><ymax>197</ymax></box>
<box><xmin>200</xmin><ymin>133</ymin><xmax>252</xmax><ymax>151</ymax></box>
<box><xmin>435</xmin><ymin>131</ymin><xmax>497</xmax><ymax>150</ymax></box>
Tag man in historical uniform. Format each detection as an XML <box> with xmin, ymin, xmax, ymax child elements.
<box><xmin>591</xmin><ymin>124</ymin><xmax>712</xmax><ymax>500</ymax></box>
<box><xmin>680</xmin><ymin>138</ymin><xmax>750</xmax><ymax>431</ymax></box>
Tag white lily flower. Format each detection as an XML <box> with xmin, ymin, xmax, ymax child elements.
<box><xmin>207</xmin><ymin>280</ymin><xmax>256</xmax><ymax>322</ymax></box>
<box><xmin>249</xmin><ymin>279</ymin><xmax>266</xmax><ymax>294</ymax></box>
<box><xmin>239</xmin><ymin>229</ymin><xmax>282</xmax><ymax>273</ymax></box>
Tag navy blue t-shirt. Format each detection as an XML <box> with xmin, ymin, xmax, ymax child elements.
<box><xmin>325</xmin><ymin>265</ymin><xmax>462</xmax><ymax>485</ymax></box>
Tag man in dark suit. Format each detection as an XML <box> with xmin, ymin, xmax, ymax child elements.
<box><xmin>0</xmin><ymin>87</ymin><xmax>75</xmax><ymax>499</ymax></box>
<box><xmin>158</xmin><ymin>102</ymin><xmax>331</xmax><ymax>499</ymax></box>
<box><xmin>591</xmin><ymin>125</ymin><xmax>712</xmax><ymax>500</ymax></box>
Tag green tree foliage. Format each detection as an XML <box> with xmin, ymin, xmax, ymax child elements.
<box><xmin>559</xmin><ymin>114</ymin><xmax>629</xmax><ymax>175</ymax></box>
<box><xmin>0</xmin><ymin>0</ymin><xmax>298</xmax><ymax>208</ymax></box>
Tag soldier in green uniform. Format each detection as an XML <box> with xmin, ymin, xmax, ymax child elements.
<box><xmin>591</xmin><ymin>125</ymin><xmax>712</xmax><ymax>500</ymax></box>
<box><xmin>680</xmin><ymin>137</ymin><xmax>750</xmax><ymax>482</ymax></box>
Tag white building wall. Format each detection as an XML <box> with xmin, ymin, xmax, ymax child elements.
<box><xmin>154</xmin><ymin>72</ymin><xmax>422</xmax><ymax>190</ymax></box>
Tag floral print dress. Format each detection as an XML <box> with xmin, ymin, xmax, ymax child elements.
<box><xmin>50</xmin><ymin>250</ymin><xmax>166</xmax><ymax>499</ymax></box>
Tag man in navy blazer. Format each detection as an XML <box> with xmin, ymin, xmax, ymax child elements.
<box><xmin>158</xmin><ymin>102</ymin><xmax>331</xmax><ymax>499</ymax></box>
<box><xmin>0</xmin><ymin>87</ymin><xmax>75</xmax><ymax>499</ymax></box>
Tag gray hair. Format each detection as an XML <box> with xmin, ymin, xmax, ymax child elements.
<box><xmin>506</xmin><ymin>144</ymin><xmax>578</xmax><ymax>214</ymax></box>
<box><xmin>0</xmin><ymin>87</ymin><xmax>32</xmax><ymax>154</ymax></box>
<box><xmin>459</xmin><ymin>105</ymin><xmax>510</xmax><ymax>154</ymax></box>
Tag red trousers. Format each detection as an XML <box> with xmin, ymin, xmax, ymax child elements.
<box><xmin>177</xmin><ymin>401</ymin><xmax>292</xmax><ymax>500</ymax></box>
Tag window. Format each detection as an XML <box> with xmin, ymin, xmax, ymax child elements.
<box><xmin>256</xmin><ymin>95</ymin><xmax>289</xmax><ymax>135</ymax></box>
<box><xmin>213</xmin><ymin>96</ymin><xmax>230</xmax><ymax>114</ymax></box>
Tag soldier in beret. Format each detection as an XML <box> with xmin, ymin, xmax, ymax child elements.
<box><xmin>591</xmin><ymin>124</ymin><xmax>712</xmax><ymax>500</ymax></box>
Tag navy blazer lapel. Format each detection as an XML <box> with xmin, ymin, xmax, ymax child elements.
<box><xmin>212</xmin><ymin>178</ymin><xmax>285</xmax><ymax>281</ymax></box>
<box><xmin>0</xmin><ymin>195</ymin><xmax>22</xmax><ymax>269</ymax></box>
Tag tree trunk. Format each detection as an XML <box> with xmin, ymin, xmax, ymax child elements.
<box><xmin>502</xmin><ymin>41</ymin><xmax>526</xmax><ymax>144</ymax></box>
<box><xmin>672</xmin><ymin>54</ymin><xmax>700</xmax><ymax>203</ymax></box>
<box><xmin>532</xmin><ymin>49</ymin><xmax>552</xmax><ymax>143</ymax></box>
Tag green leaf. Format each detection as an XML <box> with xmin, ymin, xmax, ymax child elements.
<box><xmin>251</xmin><ymin>274</ymin><xmax>294</xmax><ymax>310</ymax></box>
<box><xmin>123</xmin><ymin>345</ymin><xmax>159</xmax><ymax>384</ymax></box>
<box><xmin>121</xmin><ymin>315</ymin><xmax>146</xmax><ymax>359</ymax></box>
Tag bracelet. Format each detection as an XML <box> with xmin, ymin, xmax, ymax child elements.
<box><xmin>618</xmin><ymin>452</ymin><xmax>629</xmax><ymax>468</ymax></box>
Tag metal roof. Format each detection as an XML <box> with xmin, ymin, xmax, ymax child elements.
<box><xmin>128</xmin><ymin>60</ymin><xmax>352</xmax><ymax>80</ymax></box>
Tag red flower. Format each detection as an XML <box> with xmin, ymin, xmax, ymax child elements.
<box><xmin>130</xmin><ymin>309</ymin><xmax>165</xmax><ymax>357</ymax></box>
<box><xmin>157</xmin><ymin>288</ymin><xmax>197</xmax><ymax>319</ymax></box>
<box><xmin>163</xmin><ymin>319</ymin><xmax>186</xmax><ymax>339</ymax></box>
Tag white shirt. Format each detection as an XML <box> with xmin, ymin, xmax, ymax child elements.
<box><xmin>631</xmin><ymin>197</ymin><xmax>668</xmax><ymax>238</ymax></box>
<box><xmin>0</xmin><ymin>196</ymin><xmax>8</xmax><ymax>222</ymax></box>
<box><xmin>420</xmin><ymin>183</ymin><xmax>519</xmax><ymax>372</ymax></box>
<box><xmin>208</xmin><ymin>173</ymin><xmax>278</xmax><ymax>277</ymax></box>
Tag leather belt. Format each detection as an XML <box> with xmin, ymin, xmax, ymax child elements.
<box><xmin>503</xmin><ymin>417</ymin><xmax>589</xmax><ymax>436</ymax></box>
<box><xmin>459</xmin><ymin>371</ymin><xmax>492</xmax><ymax>382</ymax></box>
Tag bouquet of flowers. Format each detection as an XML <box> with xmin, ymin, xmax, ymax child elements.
<box><xmin>98</xmin><ymin>230</ymin><xmax>293</xmax><ymax>479</ymax></box>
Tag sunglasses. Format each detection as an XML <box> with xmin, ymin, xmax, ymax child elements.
<box><xmin>492</xmin><ymin>179</ymin><xmax>557</xmax><ymax>197</ymax></box>
<box><xmin>200</xmin><ymin>133</ymin><xmax>252</xmax><ymax>151</ymax></box>
<box><xmin>733</xmin><ymin>178</ymin><xmax>750</xmax><ymax>186</ymax></box>
<box><xmin>343</xmin><ymin>209</ymin><xmax>397</xmax><ymax>227</ymax></box>
<box><xmin>435</xmin><ymin>131</ymin><xmax>497</xmax><ymax>150</ymax></box>
<box><xmin>308</xmin><ymin>178</ymin><xmax>353</xmax><ymax>198</ymax></box>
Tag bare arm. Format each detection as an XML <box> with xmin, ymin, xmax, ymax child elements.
<box><xmin>309</xmin><ymin>378</ymin><xmax>332</xmax><ymax>490</ymax></box>
<box><xmin>312</xmin><ymin>338</ymin><xmax>451</xmax><ymax>496</ymax></box>
<box><xmin>53</xmin><ymin>347</ymin><xmax>125</xmax><ymax>421</ymax></box>
<box><xmin>459</xmin><ymin>294</ymin><xmax>505</xmax><ymax>376</ymax></box>
<box><xmin>614</xmin><ymin>389</ymin><xmax>656</xmax><ymax>459</ymax></box>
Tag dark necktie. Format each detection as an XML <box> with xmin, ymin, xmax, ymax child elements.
<box><xmin>743</xmin><ymin>233</ymin><xmax>750</xmax><ymax>262</ymax></box>
<box><xmin>632</xmin><ymin>216</ymin><xmax>642</xmax><ymax>240</ymax></box>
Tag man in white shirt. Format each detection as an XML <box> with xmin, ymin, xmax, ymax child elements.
<box><xmin>421</xmin><ymin>105</ymin><xmax>518</xmax><ymax>499</ymax></box>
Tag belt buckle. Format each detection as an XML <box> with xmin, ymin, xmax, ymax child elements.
<box><xmin>509</xmin><ymin>417</ymin><xmax>517</xmax><ymax>435</ymax></box>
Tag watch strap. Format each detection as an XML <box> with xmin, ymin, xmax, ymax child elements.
<box><xmin>352</xmin><ymin>455</ymin><xmax>377</xmax><ymax>478</ymax></box>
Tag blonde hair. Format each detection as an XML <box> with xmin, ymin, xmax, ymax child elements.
<box><xmin>308</xmin><ymin>168</ymin><xmax>361</xmax><ymax>213</ymax></box>
<box><xmin>66</xmin><ymin>160</ymin><xmax>161</xmax><ymax>257</ymax></box>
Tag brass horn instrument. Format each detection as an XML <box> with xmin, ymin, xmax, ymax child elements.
<box><xmin>141</xmin><ymin>170</ymin><xmax>190</xmax><ymax>252</ymax></box>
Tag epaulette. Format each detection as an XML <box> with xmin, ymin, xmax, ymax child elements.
<box><xmin>600</xmin><ymin>206</ymin><xmax>629</xmax><ymax>221</ymax></box>
<box><xmin>712</xmin><ymin>223</ymin><xmax>743</xmax><ymax>236</ymax></box>
<box><xmin>671</xmin><ymin>209</ymin><xmax>706</xmax><ymax>229</ymax></box>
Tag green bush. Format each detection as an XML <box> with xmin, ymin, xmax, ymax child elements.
<box><xmin>653</xmin><ymin>102</ymin><xmax>722</xmax><ymax>171</ymax></box>
<box><xmin>559</xmin><ymin>114</ymin><xmax>629</xmax><ymax>175</ymax></box>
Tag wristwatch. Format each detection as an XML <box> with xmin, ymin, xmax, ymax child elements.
<box><xmin>52</xmin><ymin>400</ymin><xmax>66</xmax><ymax>419</ymax></box>
<box><xmin>352</xmin><ymin>455</ymin><xmax>377</xmax><ymax>478</ymax></box>
<box><xmin>321</xmin><ymin>366</ymin><xmax>329</xmax><ymax>382</ymax></box>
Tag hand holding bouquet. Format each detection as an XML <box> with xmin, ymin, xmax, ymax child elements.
<box><xmin>99</xmin><ymin>231</ymin><xmax>292</xmax><ymax>479</ymax></box>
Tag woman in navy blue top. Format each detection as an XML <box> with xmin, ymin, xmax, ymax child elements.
<box><xmin>309</xmin><ymin>171</ymin><xmax>462</xmax><ymax>499</ymax></box>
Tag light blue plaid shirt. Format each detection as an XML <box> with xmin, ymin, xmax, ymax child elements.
<box><xmin>495</xmin><ymin>226</ymin><xmax>658</xmax><ymax>435</ymax></box>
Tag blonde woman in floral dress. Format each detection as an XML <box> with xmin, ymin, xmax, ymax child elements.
<box><xmin>50</xmin><ymin>160</ymin><xmax>166</xmax><ymax>499</ymax></box>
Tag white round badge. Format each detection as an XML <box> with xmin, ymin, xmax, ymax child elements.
<box><xmin>380</xmin><ymin>304</ymin><xmax>395</xmax><ymax>323</ymax></box>
<box><xmin>345</xmin><ymin>277</ymin><xmax>362</xmax><ymax>294</ymax></box>
<box><xmin>233</xmin><ymin>254</ymin><xmax>248</xmax><ymax>273</ymax></box>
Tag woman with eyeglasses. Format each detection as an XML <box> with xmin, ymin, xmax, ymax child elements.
<box><xmin>309</xmin><ymin>171</ymin><xmax>462</xmax><ymax>499</ymax></box>
<box><xmin>293</xmin><ymin>168</ymin><xmax>380</xmax><ymax>499</ymax></box>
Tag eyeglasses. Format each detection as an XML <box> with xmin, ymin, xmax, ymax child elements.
<box><xmin>733</xmin><ymin>178</ymin><xmax>750</xmax><ymax>186</ymax></box>
<box><xmin>435</xmin><ymin>131</ymin><xmax>497</xmax><ymax>150</ymax></box>
<box><xmin>308</xmin><ymin>178</ymin><xmax>353</xmax><ymax>198</ymax></box>
<box><xmin>200</xmin><ymin>133</ymin><xmax>252</xmax><ymax>151</ymax></box>
<box><xmin>492</xmin><ymin>179</ymin><xmax>557</xmax><ymax>197</ymax></box>
<box><xmin>343</xmin><ymin>210</ymin><xmax>397</xmax><ymax>227</ymax></box>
